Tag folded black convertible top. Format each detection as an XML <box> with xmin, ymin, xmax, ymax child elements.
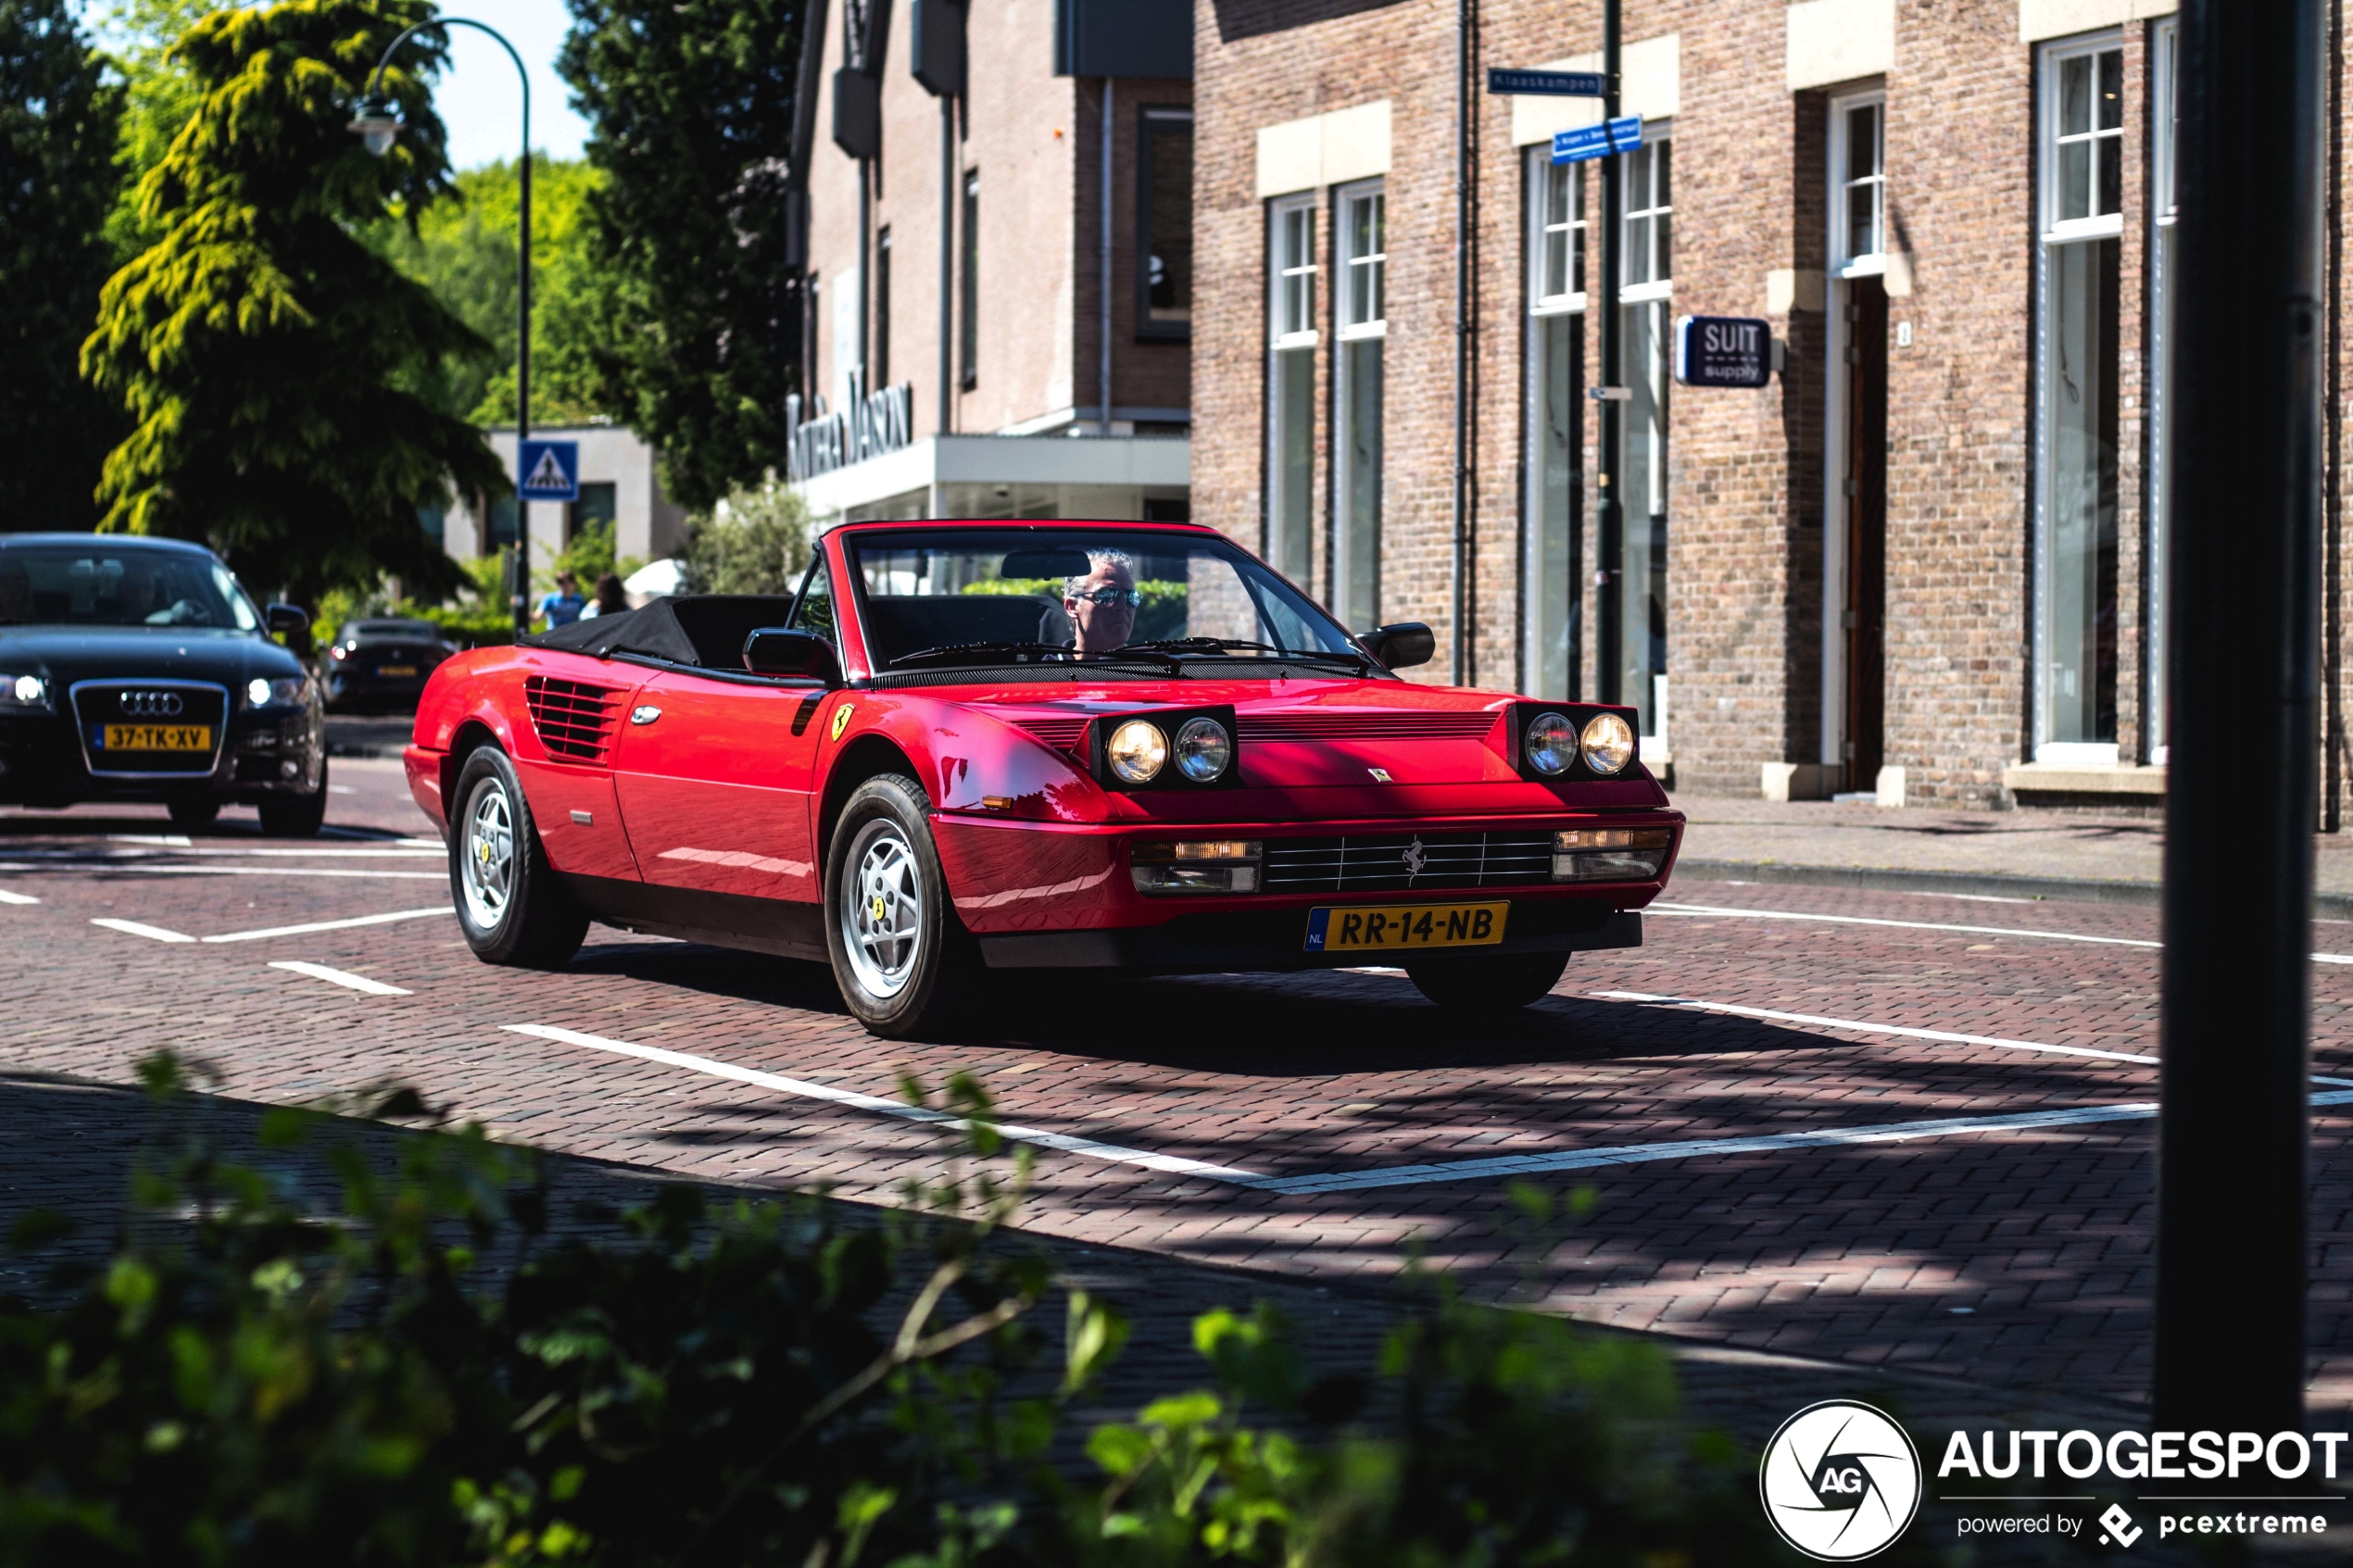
<box><xmin>521</xmin><ymin>596</ymin><xmax>799</xmax><ymax>670</ymax></box>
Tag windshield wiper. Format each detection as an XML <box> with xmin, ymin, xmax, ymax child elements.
<box><xmin>1118</xmin><ymin>637</ymin><xmax>1375</xmax><ymax>672</ymax></box>
<box><xmin>887</xmin><ymin>640</ymin><xmax>1179</xmax><ymax>671</ymax></box>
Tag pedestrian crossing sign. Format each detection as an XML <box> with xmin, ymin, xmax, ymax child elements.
<box><xmin>517</xmin><ymin>439</ymin><xmax>580</xmax><ymax>501</ymax></box>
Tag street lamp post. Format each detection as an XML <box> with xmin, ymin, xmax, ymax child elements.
<box><xmin>349</xmin><ymin>17</ymin><xmax>534</xmax><ymax>639</ymax></box>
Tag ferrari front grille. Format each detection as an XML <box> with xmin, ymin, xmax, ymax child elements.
<box><xmin>1261</xmin><ymin>830</ymin><xmax>1555</xmax><ymax>894</ymax></box>
<box><xmin>524</xmin><ymin>676</ymin><xmax>619</xmax><ymax>763</ymax></box>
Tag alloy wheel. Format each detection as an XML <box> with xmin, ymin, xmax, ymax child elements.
<box><xmin>839</xmin><ymin>817</ymin><xmax>923</xmax><ymax>999</ymax></box>
<box><xmin>459</xmin><ymin>777</ymin><xmax>516</xmax><ymax>930</ymax></box>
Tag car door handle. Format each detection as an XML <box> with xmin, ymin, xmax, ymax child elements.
<box><xmin>630</xmin><ymin>705</ymin><xmax>661</xmax><ymax>725</ymax></box>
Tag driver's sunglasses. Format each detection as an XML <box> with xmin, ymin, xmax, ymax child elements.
<box><xmin>1070</xmin><ymin>587</ymin><xmax>1142</xmax><ymax>608</ymax></box>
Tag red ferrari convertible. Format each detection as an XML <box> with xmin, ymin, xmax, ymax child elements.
<box><xmin>406</xmin><ymin>519</ymin><xmax>1683</xmax><ymax>1036</ymax></box>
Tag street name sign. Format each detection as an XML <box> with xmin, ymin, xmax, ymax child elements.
<box><xmin>1486</xmin><ymin>68</ymin><xmax>1604</xmax><ymax>97</ymax></box>
<box><xmin>517</xmin><ymin>439</ymin><xmax>581</xmax><ymax>502</ymax></box>
<box><xmin>1674</xmin><ymin>314</ymin><xmax>1773</xmax><ymax>388</ymax></box>
<box><xmin>1552</xmin><ymin>115</ymin><xmax>1642</xmax><ymax>164</ymax></box>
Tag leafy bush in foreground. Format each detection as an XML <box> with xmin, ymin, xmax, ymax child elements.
<box><xmin>0</xmin><ymin>1058</ymin><xmax>1790</xmax><ymax>1566</ymax></box>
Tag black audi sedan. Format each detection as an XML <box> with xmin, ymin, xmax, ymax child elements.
<box><xmin>0</xmin><ymin>534</ymin><xmax>328</xmax><ymax>834</ymax></box>
<box><xmin>322</xmin><ymin>617</ymin><xmax>456</xmax><ymax>710</ymax></box>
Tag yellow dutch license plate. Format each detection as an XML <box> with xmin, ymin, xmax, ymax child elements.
<box><xmin>1304</xmin><ymin>901</ymin><xmax>1508</xmax><ymax>953</ymax></box>
<box><xmin>100</xmin><ymin>724</ymin><xmax>211</xmax><ymax>753</ymax></box>
<box><xmin>377</xmin><ymin>665</ymin><xmax>417</xmax><ymax>677</ymax></box>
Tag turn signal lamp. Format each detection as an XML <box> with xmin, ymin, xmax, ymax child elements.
<box><xmin>1131</xmin><ymin>839</ymin><xmax>1262</xmax><ymax>895</ymax></box>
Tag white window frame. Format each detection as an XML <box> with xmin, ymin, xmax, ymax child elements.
<box><xmin>1337</xmin><ymin>180</ymin><xmax>1387</xmax><ymax>339</ymax></box>
<box><xmin>1831</xmin><ymin>89</ymin><xmax>1887</xmax><ymax>277</ymax></box>
<box><xmin>1529</xmin><ymin>149</ymin><xmax>1586</xmax><ymax>316</ymax></box>
<box><xmin>2032</xmin><ymin>28</ymin><xmax>2127</xmax><ymax>765</ymax></box>
<box><xmin>2145</xmin><ymin>18</ymin><xmax>2178</xmax><ymax>763</ymax></box>
<box><xmin>1269</xmin><ymin>194</ymin><xmax>1319</xmax><ymax>349</ymax></box>
<box><xmin>1619</xmin><ymin>123</ymin><xmax>1673</xmax><ymax>306</ymax></box>
<box><xmin>2042</xmin><ymin>32</ymin><xmax>2126</xmax><ymax>243</ymax></box>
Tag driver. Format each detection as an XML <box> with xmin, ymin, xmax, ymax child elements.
<box><xmin>1062</xmin><ymin>550</ymin><xmax>1139</xmax><ymax>654</ymax></box>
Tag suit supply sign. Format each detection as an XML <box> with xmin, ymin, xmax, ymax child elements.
<box><xmin>517</xmin><ymin>439</ymin><xmax>581</xmax><ymax>502</ymax></box>
<box><xmin>1673</xmin><ymin>314</ymin><xmax>1773</xmax><ymax>389</ymax></box>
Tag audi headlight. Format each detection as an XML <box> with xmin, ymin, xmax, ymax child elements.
<box><xmin>245</xmin><ymin>676</ymin><xmax>311</xmax><ymax>710</ymax></box>
<box><xmin>1580</xmin><ymin>713</ymin><xmax>1635</xmax><ymax>775</ymax></box>
<box><xmin>1172</xmin><ymin>716</ymin><xmax>1232</xmax><ymax>783</ymax></box>
<box><xmin>1107</xmin><ymin>720</ymin><xmax>1167</xmax><ymax>784</ymax></box>
<box><xmin>1525</xmin><ymin>710</ymin><xmax>1577</xmax><ymax>776</ymax></box>
<box><xmin>0</xmin><ymin>674</ymin><xmax>50</xmax><ymax>710</ymax></box>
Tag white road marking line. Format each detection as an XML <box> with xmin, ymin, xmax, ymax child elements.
<box><xmin>269</xmin><ymin>960</ymin><xmax>410</xmax><ymax>996</ymax></box>
<box><xmin>87</xmin><ymin>866</ymin><xmax>445</xmax><ymax>881</ymax></box>
<box><xmin>90</xmin><ymin>917</ymin><xmax>195</xmax><ymax>943</ymax></box>
<box><xmin>503</xmin><ymin>1024</ymin><xmax>1268</xmax><ymax>1184</ymax></box>
<box><xmin>1252</xmin><ymin>1092</ymin><xmax>2353</xmax><ymax>1196</ymax></box>
<box><xmin>107</xmin><ymin>833</ymin><xmax>192</xmax><ymax>847</ymax></box>
<box><xmin>203</xmin><ymin>907</ymin><xmax>451</xmax><ymax>944</ymax></box>
<box><xmin>0</xmin><ymin>889</ymin><xmax>36</xmax><ymax>905</ymax></box>
<box><xmin>1653</xmin><ymin>899</ymin><xmax>2353</xmax><ymax>966</ymax></box>
<box><xmin>1594</xmin><ymin>989</ymin><xmax>2156</xmax><ymax>1065</ymax></box>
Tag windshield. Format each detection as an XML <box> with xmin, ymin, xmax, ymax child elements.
<box><xmin>0</xmin><ymin>548</ymin><xmax>260</xmax><ymax>631</ymax></box>
<box><xmin>847</xmin><ymin>529</ymin><xmax>1361</xmax><ymax>669</ymax></box>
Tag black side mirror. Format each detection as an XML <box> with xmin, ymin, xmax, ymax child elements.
<box><xmin>1360</xmin><ymin>621</ymin><xmax>1436</xmax><ymax>671</ymax></box>
<box><xmin>265</xmin><ymin>603</ymin><xmax>308</xmax><ymax>635</ymax></box>
<box><xmin>743</xmin><ymin>628</ymin><xmax>842</xmax><ymax>685</ymax></box>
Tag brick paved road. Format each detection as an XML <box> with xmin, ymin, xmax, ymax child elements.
<box><xmin>4</xmin><ymin>760</ymin><xmax>2351</xmax><ymax>1449</ymax></box>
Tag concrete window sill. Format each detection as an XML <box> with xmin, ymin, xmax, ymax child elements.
<box><xmin>2002</xmin><ymin>761</ymin><xmax>2167</xmax><ymax>797</ymax></box>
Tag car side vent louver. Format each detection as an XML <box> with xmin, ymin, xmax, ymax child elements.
<box><xmin>1237</xmin><ymin>711</ymin><xmax>1500</xmax><ymax>742</ymax></box>
<box><xmin>525</xmin><ymin>676</ymin><xmax>619</xmax><ymax>763</ymax></box>
<box><xmin>1014</xmin><ymin>718</ymin><xmax>1089</xmax><ymax>753</ymax></box>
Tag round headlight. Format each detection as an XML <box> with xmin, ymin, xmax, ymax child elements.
<box><xmin>1107</xmin><ymin>720</ymin><xmax>1167</xmax><ymax>784</ymax></box>
<box><xmin>11</xmin><ymin>674</ymin><xmax>42</xmax><ymax>705</ymax></box>
<box><xmin>246</xmin><ymin>677</ymin><xmax>271</xmax><ymax>708</ymax></box>
<box><xmin>1580</xmin><ymin>712</ymin><xmax>1636</xmax><ymax>775</ymax></box>
<box><xmin>1172</xmin><ymin>717</ymin><xmax>1232</xmax><ymax>783</ymax></box>
<box><xmin>1525</xmin><ymin>710</ymin><xmax>1577</xmax><ymax>775</ymax></box>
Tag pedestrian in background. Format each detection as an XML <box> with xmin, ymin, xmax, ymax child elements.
<box><xmin>582</xmin><ymin>571</ymin><xmax>630</xmax><ymax>620</ymax></box>
<box><xmin>537</xmin><ymin>571</ymin><xmax>585</xmax><ymax>628</ymax></box>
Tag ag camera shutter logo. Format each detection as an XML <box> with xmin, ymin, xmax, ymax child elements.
<box><xmin>1760</xmin><ymin>1400</ymin><xmax>1922</xmax><ymax>1560</ymax></box>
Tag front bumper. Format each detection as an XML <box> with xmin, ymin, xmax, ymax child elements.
<box><xmin>0</xmin><ymin>707</ymin><xmax>324</xmax><ymax>805</ymax></box>
<box><xmin>979</xmin><ymin>903</ymin><xmax>1642</xmax><ymax>972</ymax></box>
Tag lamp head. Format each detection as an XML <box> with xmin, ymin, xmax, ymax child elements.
<box><xmin>346</xmin><ymin>94</ymin><xmax>401</xmax><ymax>157</ymax></box>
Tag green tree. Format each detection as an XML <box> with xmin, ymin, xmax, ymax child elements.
<box><xmin>0</xmin><ymin>0</ymin><xmax>125</xmax><ymax>530</ymax></box>
<box><xmin>368</xmin><ymin>156</ymin><xmax>615</xmax><ymax>428</ymax></box>
<box><xmin>94</xmin><ymin>0</ymin><xmax>223</xmax><ymax>256</ymax></box>
<box><xmin>560</xmin><ymin>0</ymin><xmax>801</xmax><ymax>510</ymax></box>
<box><xmin>81</xmin><ymin>0</ymin><xmax>505</xmax><ymax>603</ymax></box>
<box><xmin>678</xmin><ymin>475</ymin><xmax>807</xmax><ymax>595</ymax></box>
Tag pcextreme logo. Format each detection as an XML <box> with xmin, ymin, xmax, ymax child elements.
<box><xmin>1759</xmin><ymin>1400</ymin><xmax>1924</xmax><ymax>1561</ymax></box>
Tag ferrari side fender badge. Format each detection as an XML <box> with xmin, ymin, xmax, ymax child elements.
<box><xmin>830</xmin><ymin>703</ymin><xmax>855</xmax><ymax>741</ymax></box>
<box><xmin>1366</xmin><ymin>767</ymin><xmax>1393</xmax><ymax>783</ymax></box>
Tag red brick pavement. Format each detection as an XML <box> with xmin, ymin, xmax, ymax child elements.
<box><xmin>4</xmin><ymin>761</ymin><xmax>2351</xmax><ymax>1428</ymax></box>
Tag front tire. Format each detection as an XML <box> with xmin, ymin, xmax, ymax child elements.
<box><xmin>256</xmin><ymin>761</ymin><xmax>328</xmax><ymax>838</ymax></box>
<box><xmin>448</xmin><ymin>746</ymin><xmax>587</xmax><ymax>968</ymax></box>
<box><xmin>823</xmin><ymin>774</ymin><xmax>975</xmax><ymax>1038</ymax></box>
<box><xmin>1404</xmin><ymin>951</ymin><xmax>1570</xmax><ymax>1012</ymax></box>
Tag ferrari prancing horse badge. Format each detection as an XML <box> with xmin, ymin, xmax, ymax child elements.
<box><xmin>829</xmin><ymin>702</ymin><xmax>854</xmax><ymax>742</ymax></box>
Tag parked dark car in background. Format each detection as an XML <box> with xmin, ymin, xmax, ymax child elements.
<box><xmin>324</xmin><ymin>619</ymin><xmax>458</xmax><ymax>712</ymax></box>
<box><xmin>0</xmin><ymin>534</ymin><xmax>327</xmax><ymax>834</ymax></box>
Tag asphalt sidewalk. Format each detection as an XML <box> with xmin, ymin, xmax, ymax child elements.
<box><xmin>1671</xmin><ymin>794</ymin><xmax>2353</xmax><ymax>914</ymax></box>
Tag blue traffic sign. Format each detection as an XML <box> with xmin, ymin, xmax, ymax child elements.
<box><xmin>1486</xmin><ymin>68</ymin><xmax>1605</xmax><ymax>97</ymax></box>
<box><xmin>517</xmin><ymin>439</ymin><xmax>580</xmax><ymax>502</ymax></box>
<box><xmin>1552</xmin><ymin>115</ymin><xmax>1643</xmax><ymax>165</ymax></box>
<box><xmin>1674</xmin><ymin>314</ymin><xmax>1774</xmax><ymax>389</ymax></box>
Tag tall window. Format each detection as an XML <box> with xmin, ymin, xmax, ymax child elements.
<box><xmin>2146</xmin><ymin>19</ymin><xmax>2179</xmax><ymax>761</ymax></box>
<box><xmin>1334</xmin><ymin>180</ymin><xmax>1386</xmax><ymax>632</ymax></box>
<box><xmin>2035</xmin><ymin>36</ymin><xmax>2124</xmax><ymax>759</ymax></box>
<box><xmin>875</xmin><ymin>226</ymin><xmax>892</xmax><ymax>387</ymax></box>
<box><xmin>1834</xmin><ymin>95</ymin><xmax>1886</xmax><ymax>269</ymax></box>
<box><xmin>1265</xmin><ymin>195</ymin><xmax>1317</xmax><ymax>584</ymax></box>
<box><xmin>1139</xmin><ymin>108</ymin><xmax>1193</xmax><ymax>339</ymax></box>
<box><xmin>1619</xmin><ymin>134</ymin><xmax>1672</xmax><ymax>743</ymax></box>
<box><xmin>1525</xmin><ymin>151</ymin><xmax>1585</xmax><ymax>699</ymax></box>
<box><xmin>960</xmin><ymin>172</ymin><xmax>979</xmax><ymax>388</ymax></box>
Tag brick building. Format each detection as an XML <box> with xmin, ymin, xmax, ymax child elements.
<box><xmin>1191</xmin><ymin>0</ymin><xmax>2342</xmax><ymax>812</ymax></box>
<box><xmin>786</xmin><ymin>0</ymin><xmax>1195</xmax><ymax>525</ymax></box>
